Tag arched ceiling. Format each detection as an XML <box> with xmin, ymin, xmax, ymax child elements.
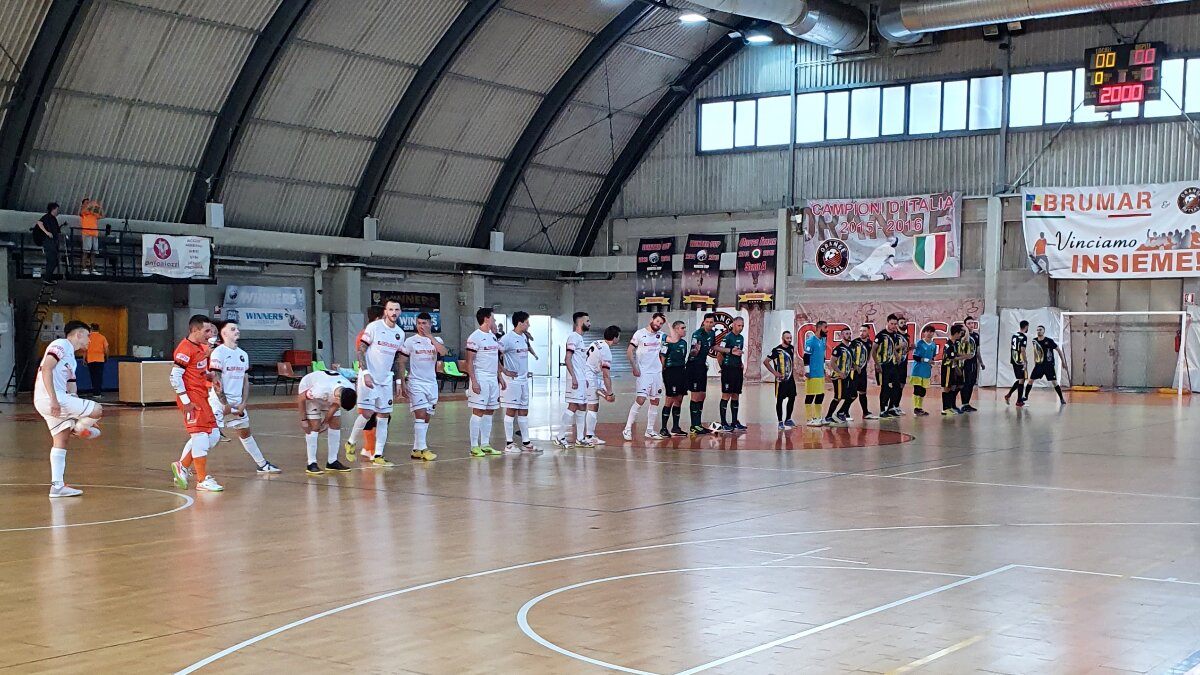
<box><xmin>0</xmin><ymin>0</ymin><xmax>742</xmax><ymax>256</ymax></box>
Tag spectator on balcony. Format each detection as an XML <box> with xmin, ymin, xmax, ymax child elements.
<box><xmin>35</xmin><ymin>202</ymin><xmax>61</xmax><ymax>284</ymax></box>
<box><xmin>80</xmin><ymin>197</ymin><xmax>103</xmax><ymax>275</ymax></box>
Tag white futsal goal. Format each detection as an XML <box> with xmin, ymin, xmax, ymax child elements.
<box><xmin>1061</xmin><ymin>311</ymin><xmax>1189</xmax><ymax>395</ymax></box>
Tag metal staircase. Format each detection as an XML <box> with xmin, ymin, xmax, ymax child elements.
<box><xmin>5</xmin><ymin>282</ymin><xmax>58</xmax><ymax>395</ymax></box>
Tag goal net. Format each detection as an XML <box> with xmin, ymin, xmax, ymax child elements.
<box><xmin>1062</xmin><ymin>311</ymin><xmax>1189</xmax><ymax>393</ymax></box>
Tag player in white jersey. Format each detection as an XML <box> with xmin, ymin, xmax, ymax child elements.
<box><xmin>345</xmin><ymin>299</ymin><xmax>405</xmax><ymax>467</ymax></box>
<box><xmin>397</xmin><ymin>312</ymin><xmax>447</xmax><ymax>462</ymax></box>
<box><xmin>499</xmin><ymin>311</ymin><xmax>540</xmax><ymax>454</ymax></box>
<box><xmin>578</xmin><ymin>325</ymin><xmax>621</xmax><ymax>447</ymax></box>
<box><xmin>297</xmin><ymin>370</ymin><xmax>358</xmax><ymax>475</ymax></box>
<box><xmin>208</xmin><ymin>320</ymin><xmax>281</xmax><ymax>474</ymax></box>
<box><xmin>465</xmin><ymin>307</ymin><xmax>506</xmax><ymax>456</ymax></box>
<box><xmin>623</xmin><ymin>312</ymin><xmax>667</xmax><ymax>441</ymax></box>
<box><xmin>555</xmin><ymin>311</ymin><xmax>591</xmax><ymax>448</ymax></box>
<box><xmin>34</xmin><ymin>321</ymin><xmax>103</xmax><ymax>498</ymax></box>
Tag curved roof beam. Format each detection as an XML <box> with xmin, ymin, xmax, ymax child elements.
<box><xmin>571</xmin><ymin>21</ymin><xmax>752</xmax><ymax>256</ymax></box>
<box><xmin>0</xmin><ymin>0</ymin><xmax>92</xmax><ymax>207</ymax></box>
<box><xmin>182</xmin><ymin>0</ymin><xmax>313</xmax><ymax>224</ymax></box>
<box><xmin>342</xmin><ymin>0</ymin><xmax>502</xmax><ymax>239</ymax></box>
<box><xmin>471</xmin><ymin>2</ymin><xmax>654</xmax><ymax>249</ymax></box>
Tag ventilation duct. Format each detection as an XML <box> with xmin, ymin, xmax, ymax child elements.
<box><xmin>879</xmin><ymin>0</ymin><xmax>1193</xmax><ymax>44</ymax></box>
<box><xmin>684</xmin><ymin>0</ymin><xmax>870</xmax><ymax>52</ymax></box>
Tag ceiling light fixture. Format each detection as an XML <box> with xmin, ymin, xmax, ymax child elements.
<box><xmin>679</xmin><ymin>12</ymin><xmax>707</xmax><ymax>24</ymax></box>
<box><xmin>745</xmin><ymin>32</ymin><xmax>773</xmax><ymax>44</ymax></box>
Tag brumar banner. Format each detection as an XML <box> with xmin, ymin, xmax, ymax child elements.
<box><xmin>222</xmin><ymin>286</ymin><xmax>307</xmax><ymax>331</ymax></box>
<box><xmin>635</xmin><ymin>237</ymin><xmax>674</xmax><ymax>309</ymax></box>
<box><xmin>681</xmin><ymin>234</ymin><xmax>724</xmax><ymax>307</ymax></box>
<box><xmin>370</xmin><ymin>290</ymin><xmax>442</xmax><ymax>333</ymax></box>
<box><xmin>1023</xmin><ymin>181</ymin><xmax>1200</xmax><ymax>278</ymax></box>
<box><xmin>800</xmin><ymin>192</ymin><xmax>961</xmax><ymax>281</ymax></box>
<box><xmin>735</xmin><ymin>231</ymin><xmax>778</xmax><ymax>306</ymax></box>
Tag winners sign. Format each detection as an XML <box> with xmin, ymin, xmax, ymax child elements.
<box><xmin>635</xmin><ymin>237</ymin><xmax>674</xmax><ymax>309</ymax></box>
<box><xmin>1023</xmin><ymin>181</ymin><xmax>1200</xmax><ymax>278</ymax></box>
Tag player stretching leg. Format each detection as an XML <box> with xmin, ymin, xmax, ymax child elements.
<box><xmin>715</xmin><ymin>317</ymin><xmax>747</xmax><ymax>431</ymax></box>
<box><xmin>169</xmin><ymin>315</ymin><xmax>223</xmax><ymax>492</ymax></box>
<box><xmin>1029</xmin><ymin>325</ymin><xmax>1069</xmax><ymax>405</ymax></box>
<box><xmin>345</xmin><ymin>300</ymin><xmax>405</xmax><ymax>467</ymax></box>
<box><xmin>851</xmin><ymin>325</ymin><xmax>874</xmax><ymax>420</ymax></box>
<box><xmin>35</xmin><ymin>321</ymin><xmax>103</xmax><ymax>498</ymax></box>
<box><xmin>580</xmin><ymin>327</ymin><xmax>620</xmax><ymax>446</ymax></box>
<box><xmin>624</xmin><ymin>312</ymin><xmax>667</xmax><ymax>441</ymax></box>
<box><xmin>1005</xmin><ymin>320</ymin><xmax>1031</xmax><ymax>407</ymax></box>
<box><xmin>686</xmin><ymin>313</ymin><xmax>717</xmax><ymax>435</ymax></box>
<box><xmin>398</xmin><ymin>312</ymin><xmax>447</xmax><ymax>461</ymax></box>
<box><xmin>909</xmin><ymin>326</ymin><xmax>936</xmax><ymax>416</ymax></box>
<box><xmin>660</xmin><ymin>320</ymin><xmax>689</xmax><ymax>437</ymax></box>
<box><xmin>764</xmin><ymin>331</ymin><xmax>797</xmax><ymax>429</ymax></box>
<box><xmin>466</xmin><ymin>308</ymin><xmax>506</xmax><ymax>456</ymax></box>
<box><xmin>500</xmin><ymin>311</ymin><xmax>539</xmax><ymax>453</ymax></box>
<box><xmin>803</xmin><ymin>321</ymin><xmax>829</xmax><ymax>426</ymax></box>
<box><xmin>556</xmin><ymin>312</ymin><xmax>590</xmax><ymax>448</ymax></box>
<box><xmin>209</xmin><ymin>320</ymin><xmax>280</xmax><ymax>473</ymax></box>
<box><xmin>297</xmin><ymin>370</ymin><xmax>357</xmax><ymax>475</ymax></box>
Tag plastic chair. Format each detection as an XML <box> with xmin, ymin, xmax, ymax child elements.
<box><xmin>273</xmin><ymin>362</ymin><xmax>302</xmax><ymax>395</ymax></box>
<box><xmin>312</xmin><ymin>360</ymin><xmax>327</xmax><ymax>372</ymax></box>
<box><xmin>440</xmin><ymin>360</ymin><xmax>469</xmax><ymax>392</ymax></box>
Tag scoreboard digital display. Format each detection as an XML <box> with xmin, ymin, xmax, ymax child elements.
<box><xmin>1084</xmin><ymin>42</ymin><xmax>1165</xmax><ymax>107</ymax></box>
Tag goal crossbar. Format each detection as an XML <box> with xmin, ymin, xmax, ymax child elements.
<box><xmin>1060</xmin><ymin>311</ymin><xmax>1189</xmax><ymax>396</ymax></box>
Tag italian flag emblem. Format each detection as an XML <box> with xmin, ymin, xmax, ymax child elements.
<box><xmin>912</xmin><ymin>232</ymin><xmax>949</xmax><ymax>275</ymax></box>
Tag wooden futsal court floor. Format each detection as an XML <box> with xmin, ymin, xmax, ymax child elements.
<box><xmin>2</xmin><ymin>380</ymin><xmax>1200</xmax><ymax>674</ymax></box>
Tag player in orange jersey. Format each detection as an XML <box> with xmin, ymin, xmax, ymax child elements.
<box><xmin>169</xmin><ymin>314</ymin><xmax>223</xmax><ymax>492</ymax></box>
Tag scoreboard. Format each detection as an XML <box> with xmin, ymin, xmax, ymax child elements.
<box><xmin>1083</xmin><ymin>42</ymin><xmax>1165</xmax><ymax>107</ymax></box>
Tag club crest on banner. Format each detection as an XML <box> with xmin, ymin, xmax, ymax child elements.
<box><xmin>912</xmin><ymin>232</ymin><xmax>949</xmax><ymax>275</ymax></box>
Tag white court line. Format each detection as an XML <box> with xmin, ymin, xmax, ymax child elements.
<box><xmin>864</xmin><ymin>473</ymin><xmax>1200</xmax><ymax>502</ymax></box>
<box><xmin>515</xmin><ymin>565</ymin><xmax>972</xmax><ymax>675</ymax></box>
<box><xmin>1131</xmin><ymin>575</ymin><xmax>1200</xmax><ymax>586</ymax></box>
<box><xmin>886</xmin><ymin>464</ymin><xmax>961</xmax><ymax>477</ymax></box>
<box><xmin>806</xmin><ymin>555</ymin><xmax>870</xmax><ymax>565</ymax></box>
<box><xmin>174</xmin><ymin>522</ymin><xmax>1200</xmax><ymax>673</ymax></box>
<box><xmin>1013</xmin><ymin>564</ymin><xmax>1123</xmax><ymax>578</ymax></box>
<box><xmin>0</xmin><ymin>484</ymin><xmax>194</xmax><ymax>532</ymax></box>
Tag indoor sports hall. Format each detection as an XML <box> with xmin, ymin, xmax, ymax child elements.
<box><xmin>2</xmin><ymin>1</ymin><xmax>1200</xmax><ymax>674</ymax></box>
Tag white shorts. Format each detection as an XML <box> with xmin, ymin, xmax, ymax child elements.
<box><xmin>209</xmin><ymin>391</ymin><xmax>250</xmax><ymax>429</ymax></box>
<box><xmin>500</xmin><ymin>374</ymin><xmax>529</xmax><ymax>409</ymax></box>
<box><xmin>408</xmin><ymin>380</ymin><xmax>439</xmax><ymax>413</ymax></box>
<box><xmin>357</xmin><ymin>372</ymin><xmax>395</xmax><ymax>414</ymax></box>
<box><xmin>564</xmin><ymin>376</ymin><xmax>587</xmax><ymax>405</ymax></box>
<box><xmin>585</xmin><ymin>375</ymin><xmax>608</xmax><ymax>404</ymax></box>
<box><xmin>34</xmin><ymin>393</ymin><xmax>97</xmax><ymax>434</ymax></box>
<box><xmin>636</xmin><ymin>372</ymin><xmax>664</xmax><ymax>399</ymax></box>
<box><xmin>304</xmin><ymin>399</ymin><xmax>339</xmax><ymax>421</ymax></box>
<box><xmin>468</xmin><ymin>376</ymin><xmax>500</xmax><ymax>410</ymax></box>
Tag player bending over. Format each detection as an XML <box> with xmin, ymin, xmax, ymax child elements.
<box><xmin>35</xmin><ymin>320</ymin><xmax>103</xmax><ymax>498</ymax></box>
<box><xmin>298</xmin><ymin>370</ymin><xmax>357</xmax><ymax>475</ymax></box>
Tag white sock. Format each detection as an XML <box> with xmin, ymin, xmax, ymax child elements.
<box><xmin>647</xmin><ymin>404</ymin><xmax>660</xmax><ymax>431</ymax></box>
<box><xmin>481</xmin><ymin>414</ymin><xmax>493</xmax><ymax>447</ymax></box>
<box><xmin>625</xmin><ymin>402</ymin><xmax>641</xmax><ymax>432</ymax></box>
<box><xmin>517</xmin><ymin>415</ymin><xmax>529</xmax><ymax>442</ymax></box>
<box><xmin>586</xmin><ymin>410</ymin><xmax>597</xmax><ymax>437</ymax></box>
<box><xmin>574</xmin><ymin>410</ymin><xmax>586</xmax><ymax>441</ymax></box>
<box><xmin>347</xmin><ymin>414</ymin><xmax>369</xmax><ymax>445</ymax></box>
<box><xmin>503</xmin><ymin>413</ymin><xmax>515</xmax><ymax>443</ymax></box>
<box><xmin>469</xmin><ymin>415</ymin><xmax>482</xmax><ymax>447</ymax></box>
<box><xmin>180</xmin><ymin>439</ymin><xmax>193</xmax><ymax>462</ymax></box>
<box><xmin>373</xmin><ymin>417</ymin><xmax>388</xmax><ymax>457</ymax></box>
<box><xmin>50</xmin><ymin>447</ymin><xmax>66</xmax><ymax>484</ymax></box>
<box><xmin>305</xmin><ymin>432</ymin><xmax>318</xmax><ymax>465</ymax></box>
<box><xmin>560</xmin><ymin>408</ymin><xmax>574</xmax><ymax>440</ymax></box>
<box><xmin>414</xmin><ymin>420</ymin><xmax>428</xmax><ymax>450</ymax></box>
<box><xmin>326</xmin><ymin>428</ymin><xmax>340</xmax><ymax>463</ymax></box>
<box><xmin>240</xmin><ymin>436</ymin><xmax>265</xmax><ymax>465</ymax></box>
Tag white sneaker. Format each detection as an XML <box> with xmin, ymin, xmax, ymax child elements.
<box><xmin>590</xmin><ymin>435</ymin><xmax>606</xmax><ymax>445</ymax></box>
<box><xmin>806</xmin><ymin>418</ymin><xmax>824</xmax><ymax>427</ymax></box>
<box><xmin>503</xmin><ymin>442</ymin><xmax>521</xmax><ymax>454</ymax></box>
<box><xmin>49</xmin><ymin>483</ymin><xmax>82</xmax><ymax>498</ymax></box>
<box><xmin>622</xmin><ymin>428</ymin><xmax>633</xmax><ymax>441</ymax></box>
<box><xmin>554</xmin><ymin>436</ymin><xmax>571</xmax><ymax>449</ymax></box>
<box><xmin>644</xmin><ymin>430</ymin><xmax>664</xmax><ymax>440</ymax></box>
<box><xmin>256</xmin><ymin>461</ymin><xmax>282</xmax><ymax>474</ymax></box>
<box><xmin>574</xmin><ymin>437</ymin><xmax>596</xmax><ymax>448</ymax></box>
<box><xmin>74</xmin><ymin>426</ymin><xmax>101</xmax><ymax>440</ymax></box>
<box><xmin>197</xmin><ymin>476</ymin><xmax>224</xmax><ymax>492</ymax></box>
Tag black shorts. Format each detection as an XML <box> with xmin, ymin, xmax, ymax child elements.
<box><xmin>853</xmin><ymin>369</ymin><xmax>868</xmax><ymax>392</ymax></box>
<box><xmin>663</xmin><ymin>367</ymin><xmax>688</xmax><ymax>397</ymax></box>
<box><xmin>720</xmin><ymin>365</ymin><xmax>744</xmax><ymax>394</ymax></box>
<box><xmin>1012</xmin><ymin>363</ymin><xmax>1027</xmax><ymax>380</ymax></box>
<box><xmin>833</xmin><ymin>376</ymin><xmax>857</xmax><ymax>400</ymax></box>
<box><xmin>775</xmin><ymin>378</ymin><xmax>797</xmax><ymax>399</ymax></box>
<box><xmin>1030</xmin><ymin>363</ymin><xmax>1056</xmax><ymax>381</ymax></box>
<box><xmin>686</xmin><ymin>362</ymin><xmax>708</xmax><ymax>393</ymax></box>
<box><xmin>941</xmin><ymin>365</ymin><xmax>961</xmax><ymax>389</ymax></box>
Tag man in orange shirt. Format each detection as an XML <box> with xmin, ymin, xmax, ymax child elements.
<box><xmin>169</xmin><ymin>314</ymin><xmax>223</xmax><ymax>492</ymax></box>
<box><xmin>79</xmin><ymin>197</ymin><xmax>102</xmax><ymax>275</ymax></box>
<box><xmin>86</xmin><ymin>323</ymin><xmax>109</xmax><ymax>398</ymax></box>
<box><xmin>1029</xmin><ymin>233</ymin><xmax>1049</xmax><ymax>274</ymax></box>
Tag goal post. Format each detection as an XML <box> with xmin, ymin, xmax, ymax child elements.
<box><xmin>1061</xmin><ymin>311</ymin><xmax>1189</xmax><ymax>396</ymax></box>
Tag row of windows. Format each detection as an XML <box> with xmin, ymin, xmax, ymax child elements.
<box><xmin>698</xmin><ymin>58</ymin><xmax>1200</xmax><ymax>152</ymax></box>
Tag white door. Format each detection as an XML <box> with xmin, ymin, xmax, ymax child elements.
<box><xmin>527</xmin><ymin>315</ymin><xmax>553</xmax><ymax>377</ymax></box>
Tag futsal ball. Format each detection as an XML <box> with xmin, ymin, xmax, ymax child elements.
<box><xmin>696</xmin><ymin>249</ymin><xmax>708</xmax><ymax>263</ymax></box>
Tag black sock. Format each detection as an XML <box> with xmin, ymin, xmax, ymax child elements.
<box><xmin>661</xmin><ymin>405</ymin><xmax>671</xmax><ymax>429</ymax></box>
<box><xmin>719</xmin><ymin>399</ymin><xmax>728</xmax><ymax>425</ymax></box>
<box><xmin>942</xmin><ymin>391</ymin><xmax>952</xmax><ymax>410</ymax></box>
<box><xmin>1054</xmin><ymin>385</ymin><xmax>1064</xmax><ymax>401</ymax></box>
<box><xmin>731</xmin><ymin>400</ymin><xmax>739</xmax><ymax>424</ymax></box>
<box><xmin>672</xmin><ymin>406</ymin><xmax>681</xmax><ymax>428</ymax></box>
<box><xmin>858</xmin><ymin>394</ymin><xmax>869</xmax><ymax>414</ymax></box>
<box><xmin>879</xmin><ymin>385</ymin><xmax>889</xmax><ymax>411</ymax></box>
<box><xmin>1008</xmin><ymin>381</ymin><xmax>1021</xmax><ymax>397</ymax></box>
<box><xmin>1024</xmin><ymin>383</ymin><xmax>1033</xmax><ymax>399</ymax></box>
<box><xmin>839</xmin><ymin>398</ymin><xmax>853</xmax><ymax>416</ymax></box>
<box><xmin>690</xmin><ymin>401</ymin><xmax>702</xmax><ymax>427</ymax></box>
<box><xmin>786</xmin><ymin>396</ymin><xmax>795</xmax><ymax>420</ymax></box>
<box><xmin>775</xmin><ymin>396</ymin><xmax>784</xmax><ymax>422</ymax></box>
<box><xmin>826</xmin><ymin>399</ymin><xmax>839</xmax><ymax>418</ymax></box>
<box><xmin>962</xmin><ymin>384</ymin><xmax>973</xmax><ymax>405</ymax></box>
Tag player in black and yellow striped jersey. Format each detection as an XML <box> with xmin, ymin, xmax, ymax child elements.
<box><xmin>1029</xmin><ymin>325</ymin><xmax>1068</xmax><ymax>405</ymax></box>
<box><xmin>940</xmin><ymin>324</ymin><xmax>967</xmax><ymax>415</ymax></box>
<box><xmin>763</xmin><ymin>331</ymin><xmax>797</xmax><ymax>429</ymax></box>
<box><xmin>958</xmin><ymin>316</ymin><xmax>983</xmax><ymax>412</ymax></box>
<box><xmin>825</xmin><ymin>329</ymin><xmax>857</xmax><ymax>425</ymax></box>
<box><xmin>1005</xmin><ymin>320</ymin><xmax>1031</xmax><ymax>407</ymax></box>
<box><xmin>873</xmin><ymin>314</ymin><xmax>902</xmax><ymax>418</ymax></box>
<box><xmin>659</xmin><ymin>320</ymin><xmax>690</xmax><ymax>436</ymax></box>
<box><xmin>850</xmin><ymin>325</ymin><xmax>874</xmax><ymax>419</ymax></box>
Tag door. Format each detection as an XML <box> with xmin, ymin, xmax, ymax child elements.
<box><xmin>527</xmin><ymin>315</ymin><xmax>552</xmax><ymax>377</ymax></box>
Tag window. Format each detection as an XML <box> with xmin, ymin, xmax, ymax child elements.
<box><xmin>734</xmin><ymin>99</ymin><xmax>756</xmax><ymax>147</ymax></box>
<box><xmin>850</xmin><ymin>87</ymin><xmax>881</xmax><ymax>139</ymax></box>
<box><xmin>1043</xmin><ymin>70</ymin><xmax>1074</xmax><ymax>124</ymax></box>
<box><xmin>795</xmin><ymin>92</ymin><xmax>826</xmax><ymax>143</ymax></box>
<box><xmin>699</xmin><ymin>101</ymin><xmax>733</xmax><ymax>151</ymax></box>
<box><xmin>969</xmin><ymin>76</ymin><xmax>1002</xmax><ymax>130</ymax></box>
<box><xmin>909</xmin><ymin>82</ymin><xmax>941</xmax><ymax>135</ymax></box>
<box><xmin>1009</xmin><ymin>72</ymin><xmax>1045</xmax><ymax>127</ymax></box>
<box><xmin>1186</xmin><ymin>58</ymin><xmax>1200</xmax><ymax>113</ymax></box>
<box><xmin>881</xmin><ymin>86</ymin><xmax>906</xmax><ymax>135</ymax></box>
<box><xmin>1072</xmin><ymin>68</ymin><xmax>1107</xmax><ymax>123</ymax></box>
<box><xmin>1144</xmin><ymin>58</ymin><xmax>1184</xmax><ymax>118</ymax></box>
<box><xmin>756</xmin><ymin>95</ymin><xmax>791</xmax><ymax>145</ymax></box>
<box><xmin>826</xmin><ymin>90</ymin><xmax>850</xmax><ymax>140</ymax></box>
<box><xmin>942</xmin><ymin>80</ymin><xmax>968</xmax><ymax>131</ymax></box>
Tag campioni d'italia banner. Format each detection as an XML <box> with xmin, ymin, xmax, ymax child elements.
<box><xmin>800</xmin><ymin>192</ymin><xmax>961</xmax><ymax>281</ymax></box>
<box><xmin>1023</xmin><ymin>181</ymin><xmax>1200</xmax><ymax>278</ymax></box>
